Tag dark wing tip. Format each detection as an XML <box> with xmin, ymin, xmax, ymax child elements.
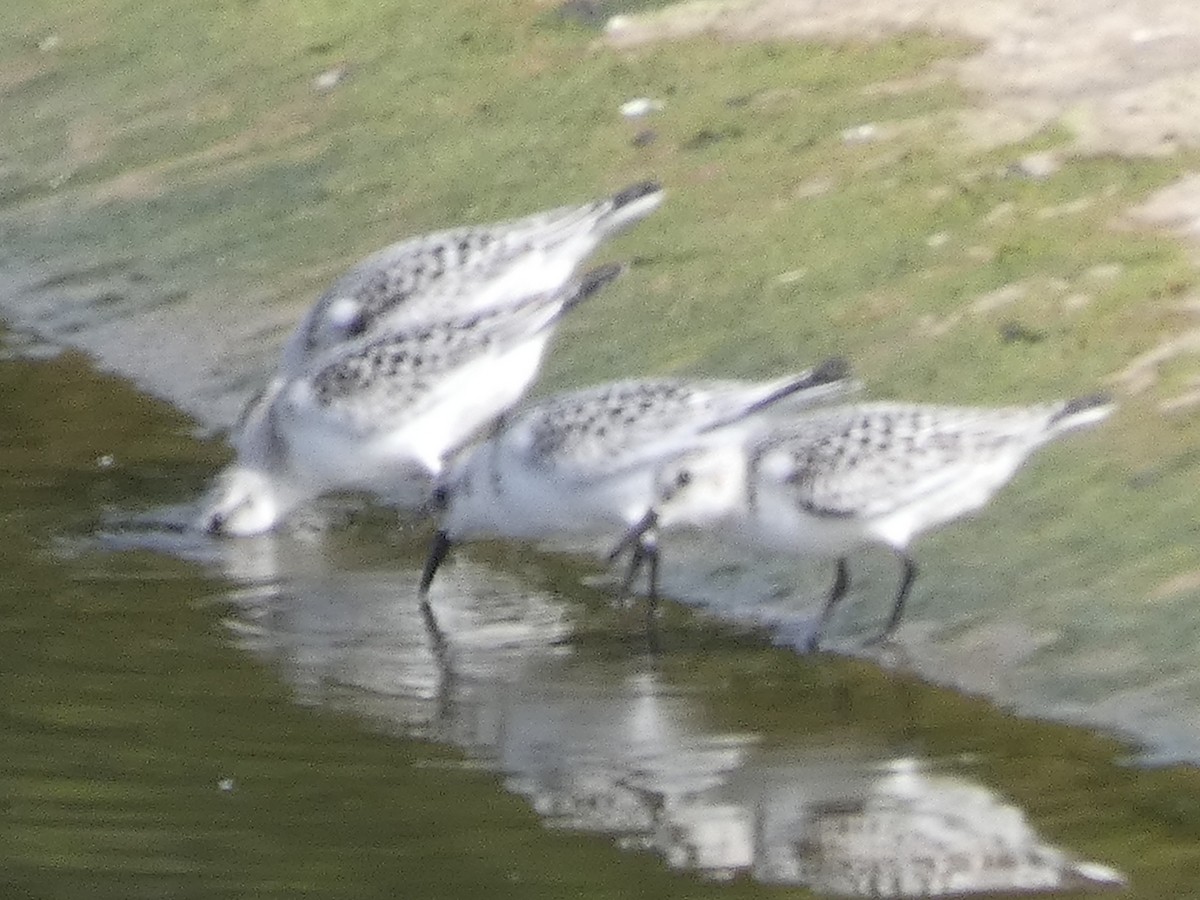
<box><xmin>611</xmin><ymin>180</ymin><xmax>663</xmax><ymax>207</ymax></box>
<box><xmin>572</xmin><ymin>261</ymin><xmax>627</xmax><ymax>299</ymax></box>
<box><xmin>1054</xmin><ymin>391</ymin><xmax>1113</xmax><ymax>423</ymax></box>
<box><xmin>810</xmin><ymin>356</ymin><xmax>853</xmax><ymax>385</ymax></box>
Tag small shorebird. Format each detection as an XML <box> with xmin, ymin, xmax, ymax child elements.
<box><xmin>280</xmin><ymin>181</ymin><xmax>664</xmax><ymax>374</ymax></box>
<box><xmin>418</xmin><ymin>358</ymin><xmax>856</xmax><ymax>604</ymax></box>
<box><xmin>613</xmin><ymin>395</ymin><xmax>1114</xmax><ymax>649</ymax></box>
<box><xmin>199</xmin><ymin>264</ymin><xmax>625</xmax><ymax>536</ymax></box>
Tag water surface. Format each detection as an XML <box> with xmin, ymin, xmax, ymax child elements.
<box><xmin>5</xmin><ymin>335</ymin><xmax>1200</xmax><ymax>897</ymax></box>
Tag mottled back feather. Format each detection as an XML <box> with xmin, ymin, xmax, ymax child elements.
<box><xmin>758</xmin><ymin>403</ymin><xmax>1069</xmax><ymax>520</ymax></box>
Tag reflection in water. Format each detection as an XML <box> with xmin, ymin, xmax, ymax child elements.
<box><xmin>787</xmin><ymin>760</ymin><xmax>1124</xmax><ymax>896</ymax></box>
<box><xmin>100</xmin><ymin>519</ymin><xmax>1125</xmax><ymax>897</ymax></box>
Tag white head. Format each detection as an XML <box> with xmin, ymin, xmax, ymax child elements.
<box><xmin>198</xmin><ymin>381</ymin><xmax>302</xmax><ymax>536</ymax></box>
<box><xmin>197</xmin><ymin>465</ymin><xmax>301</xmax><ymax>536</ymax></box>
<box><xmin>419</xmin><ymin>447</ymin><xmax>507</xmax><ymax>598</ymax></box>
<box><xmin>651</xmin><ymin>442</ymin><xmax>751</xmax><ymax>534</ymax></box>
<box><xmin>429</xmin><ymin>446</ymin><xmax>508</xmax><ymax>541</ymax></box>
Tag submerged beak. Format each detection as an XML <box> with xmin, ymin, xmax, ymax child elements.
<box><xmin>606</xmin><ymin>509</ymin><xmax>658</xmax><ymax>565</ymax></box>
<box><xmin>202</xmin><ymin>511</ymin><xmax>226</xmax><ymax>536</ymax></box>
<box><xmin>419</xmin><ymin>530</ymin><xmax>453</xmax><ymax>597</ymax></box>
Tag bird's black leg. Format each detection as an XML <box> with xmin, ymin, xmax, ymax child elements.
<box><xmin>610</xmin><ymin>510</ymin><xmax>658</xmax><ymax>600</ymax></box>
<box><xmin>641</xmin><ymin>532</ymin><xmax>662</xmax><ymax>655</ymax></box>
<box><xmin>621</xmin><ymin>527</ymin><xmax>662</xmax><ymax>615</ymax></box>
<box><xmin>642</xmin><ymin>531</ymin><xmax>661</xmax><ymax>611</ymax></box>
<box><xmin>417</xmin><ymin>529</ymin><xmax>453</xmax><ymax>658</ymax></box>
<box><xmin>620</xmin><ymin>540</ymin><xmax>647</xmax><ymax>598</ymax></box>
<box><xmin>420</xmin><ymin>590</ymin><xmax>449</xmax><ymax>661</ymax></box>
<box><xmin>419</xmin><ymin>530</ymin><xmax>452</xmax><ymax>597</ymax></box>
<box><xmin>868</xmin><ymin>553</ymin><xmax>918</xmax><ymax>645</ymax></box>
<box><xmin>417</xmin><ymin>582</ymin><xmax>455</xmax><ymax>738</ymax></box>
<box><xmin>807</xmin><ymin>557</ymin><xmax>850</xmax><ymax>652</ymax></box>
<box><xmin>611</xmin><ymin>519</ymin><xmax>663</xmax><ymax>652</ymax></box>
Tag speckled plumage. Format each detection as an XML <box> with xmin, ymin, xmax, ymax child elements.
<box><xmin>522</xmin><ymin>377</ymin><xmax>819</xmax><ymax>474</ymax></box>
<box><xmin>198</xmin><ymin>263</ymin><xmax>624</xmax><ymax>536</ymax></box>
<box><xmin>281</xmin><ymin>181</ymin><xmax>663</xmax><ymax>373</ymax></box>
<box><xmin>303</xmin><ymin>298</ymin><xmax>560</xmax><ymax>429</ymax></box>
<box><xmin>752</xmin><ymin>402</ymin><xmax>1087</xmax><ymax>523</ymax></box>
<box><xmin>638</xmin><ymin>395</ymin><xmax>1113</xmax><ymax>647</ymax></box>
<box><xmin>419</xmin><ymin>361</ymin><xmax>855</xmax><ymax>599</ymax></box>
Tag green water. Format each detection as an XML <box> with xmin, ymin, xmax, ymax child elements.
<box><xmin>0</xmin><ymin>343</ymin><xmax>745</xmax><ymax>900</ymax></box>
<box><xmin>0</xmin><ymin>336</ymin><xmax>1198</xmax><ymax>898</ymax></box>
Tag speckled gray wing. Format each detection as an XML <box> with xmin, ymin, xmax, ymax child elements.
<box><xmin>760</xmin><ymin>403</ymin><xmax>1060</xmax><ymax>519</ymax></box>
<box><xmin>295</xmin><ymin>262</ymin><xmax>622</xmax><ymax>435</ymax></box>
<box><xmin>299</xmin><ymin>300</ymin><xmax>557</xmax><ymax>434</ymax></box>
<box><xmin>517</xmin><ymin>378</ymin><xmax>795</xmax><ymax>478</ymax></box>
<box><xmin>303</xmin><ymin>207</ymin><xmax>582</xmax><ymax>339</ymax></box>
<box><xmin>296</xmin><ymin>181</ymin><xmax>660</xmax><ymax>363</ymax></box>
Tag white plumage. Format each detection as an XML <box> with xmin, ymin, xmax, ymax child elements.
<box><xmin>628</xmin><ymin>395</ymin><xmax>1114</xmax><ymax>648</ymax></box>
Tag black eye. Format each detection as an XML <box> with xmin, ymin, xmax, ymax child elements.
<box><xmin>430</xmin><ymin>485</ymin><xmax>449</xmax><ymax>510</ymax></box>
<box><xmin>675</xmin><ymin>470</ymin><xmax>692</xmax><ymax>488</ymax></box>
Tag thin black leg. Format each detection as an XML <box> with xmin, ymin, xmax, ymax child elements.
<box><xmin>418</xmin><ymin>530</ymin><xmax>452</xmax><ymax>597</ymax></box>
<box><xmin>419</xmin><ymin>592</ymin><xmax>449</xmax><ymax>661</ymax></box>
<box><xmin>641</xmin><ymin>531</ymin><xmax>660</xmax><ymax>604</ymax></box>
<box><xmin>417</xmin><ymin>589</ymin><xmax>458</xmax><ymax>738</ymax></box>
<box><xmin>808</xmin><ymin>557</ymin><xmax>849</xmax><ymax>652</ymax></box>
<box><xmin>620</xmin><ymin>541</ymin><xmax>646</xmax><ymax>596</ymax></box>
<box><xmin>617</xmin><ymin>519</ymin><xmax>661</xmax><ymax>599</ymax></box>
<box><xmin>614</xmin><ymin>526</ymin><xmax>663</xmax><ymax>651</ymax></box>
<box><xmin>417</xmin><ymin>529</ymin><xmax>453</xmax><ymax>672</ymax></box>
<box><xmin>870</xmin><ymin>553</ymin><xmax>918</xmax><ymax>645</ymax></box>
<box><xmin>643</xmin><ymin>538</ymin><xmax>662</xmax><ymax>655</ymax></box>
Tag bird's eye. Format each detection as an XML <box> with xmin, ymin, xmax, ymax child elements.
<box><xmin>675</xmin><ymin>470</ymin><xmax>692</xmax><ymax>488</ymax></box>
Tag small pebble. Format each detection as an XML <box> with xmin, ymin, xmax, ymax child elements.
<box><xmin>620</xmin><ymin>98</ymin><xmax>663</xmax><ymax>119</ymax></box>
<box><xmin>218</xmin><ymin>777</ymin><xmax>236</xmax><ymax>793</ymax></box>
<box><xmin>841</xmin><ymin>123</ymin><xmax>879</xmax><ymax>144</ymax></box>
<box><xmin>96</xmin><ymin>454</ymin><xmax>115</xmax><ymax>470</ymax></box>
<box><xmin>1009</xmin><ymin>152</ymin><xmax>1060</xmax><ymax>180</ymax></box>
<box><xmin>312</xmin><ymin>66</ymin><xmax>348</xmax><ymax>92</ymax></box>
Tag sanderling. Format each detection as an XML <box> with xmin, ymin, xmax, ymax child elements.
<box><xmin>199</xmin><ymin>263</ymin><xmax>625</xmax><ymax>536</ymax></box>
<box><xmin>417</xmin><ymin>358</ymin><xmax>856</xmax><ymax>603</ymax></box>
<box><xmin>280</xmin><ymin>181</ymin><xmax>664</xmax><ymax>374</ymax></box>
<box><xmin>618</xmin><ymin>394</ymin><xmax>1113</xmax><ymax>649</ymax></box>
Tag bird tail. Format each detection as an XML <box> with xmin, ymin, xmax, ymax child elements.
<box><xmin>1048</xmin><ymin>392</ymin><xmax>1114</xmax><ymax>436</ymax></box>
<box><xmin>596</xmin><ymin>180</ymin><xmax>665</xmax><ymax>237</ymax></box>
<box><xmin>732</xmin><ymin>357</ymin><xmax>859</xmax><ymax>422</ymax></box>
<box><xmin>559</xmin><ymin>261</ymin><xmax>627</xmax><ymax>315</ymax></box>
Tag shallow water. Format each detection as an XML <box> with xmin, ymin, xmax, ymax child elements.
<box><xmin>2</xmin><ymin>10</ymin><xmax>1199</xmax><ymax>766</ymax></box>
<box><xmin>5</xmin><ymin>334</ymin><xmax>1200</xmax><ymax>898</ymax></box>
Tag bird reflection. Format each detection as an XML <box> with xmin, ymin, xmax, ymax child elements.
<box><xmin>98</xmin><ymin>517</ymin><xmax>1123</xmax><ymax>897</ymax></box>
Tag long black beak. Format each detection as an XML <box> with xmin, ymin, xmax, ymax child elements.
<box><xmin>607</xmin><ymin>509</ymin><xmax>658</xmax><ymax>565</ymax></box>
<box><xmin>419</xmin><ymin>530</ymin><xmax>453</xmax><ymax>597</ymax></box>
